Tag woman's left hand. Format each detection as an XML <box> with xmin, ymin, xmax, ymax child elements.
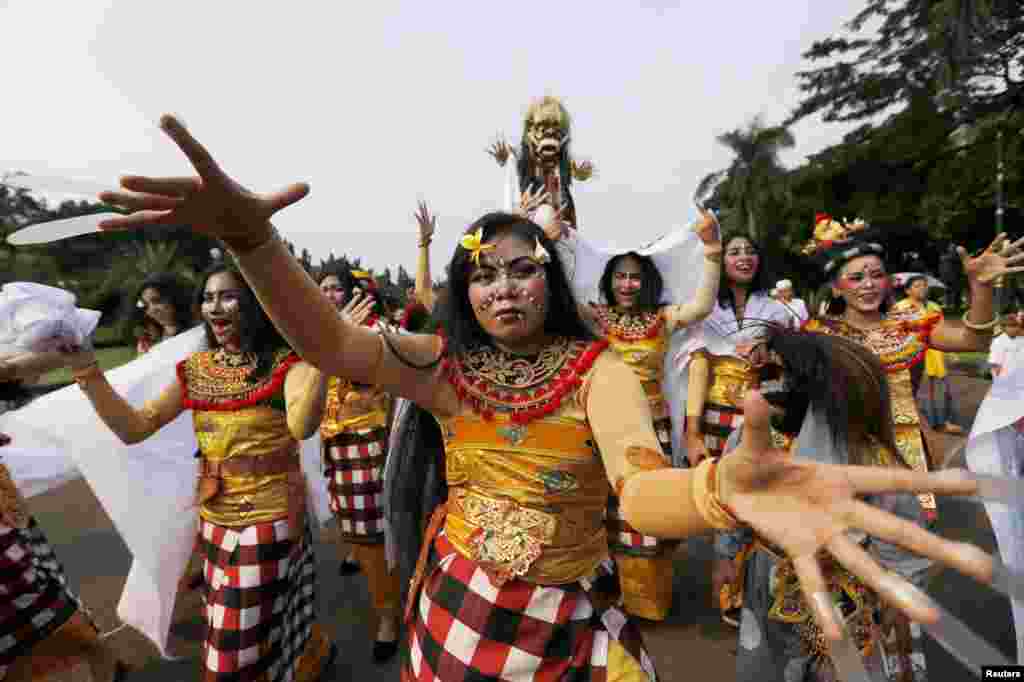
<box><xmin>717</xmin><ymin>390</ymin><xmax>991</xmax><ymax>641</ymax></box>
<box><xmin>959</xmin><ymin>233</ymin><xmax>1024</xmax><ymax>286</ymax></box>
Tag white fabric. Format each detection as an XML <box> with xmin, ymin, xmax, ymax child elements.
<box><xmin>669</xmin><ymin>292</ymin><xmax>791</xmax><ymax>460</ymax></box>
<box><xmin>989</xmin><ymin>334</ymin><xmax>1024</xmax><ymax>375</ymax></box>
<box><xmin>0</xmin><ymin>325</ymin><xmax>331</xmax><ymax>657</ymax></box>
<box><xmin>554</xmin><ymin>225</ymin><xmax>708</xmax><ymax>465</ymax></box>
<box><xmin>0</xmin><ymin>282</ymin><xmax>100</xmax><ymax>353</ymax></box>
<box><xmin>777</xmin><ymin>297</ymin><xmax>809</xmax><ymax>329</ymax></box>
<box><xmin>965</xmin><ymin>364</ymin><xmax>1024</xmax><ymax>663</ymax></box>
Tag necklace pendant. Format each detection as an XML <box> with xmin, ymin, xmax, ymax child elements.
<box><xmin>498</xmin><ymin>424</ymin><xmax>528</xmax><ymax>446</ymax></box>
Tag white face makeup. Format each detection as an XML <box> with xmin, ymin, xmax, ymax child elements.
<box><xmin>319</xmin><ymin>275</ymin><xmax>347</xmax><ymax>309</ymax></box>
<box><xmin>201</xmin><ymin>271</ymin><xmax>244</xmax><ymax>350</ymax></box>
<box><xmin>611</xmin><ymin>256</ymin><xmax>644</xmax><ymax>309</ymax></box>
<box><xmin>467</xmin><ymin>235</ymin><xmax>549</xmax><ymax>349</ymax></box>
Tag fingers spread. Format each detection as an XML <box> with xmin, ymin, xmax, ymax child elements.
<box><xmin>847</xmin><ymin>464</ymin><xmax>978</xmax><ymax>497</ymax></box>
<box><xmin>119</xmin><ymin>175</ymin><xmax>201</xmax><ymax>197</ymax></box>
<box><xmin>159</xmin><ymin>114</ymin><xmax>223</xmax><ymax>181</ymax></box>
<box><xmin>97</xmin><ymin>210</ymin><xmax>177</xmax><ymax>231</ymax></box>
<box><xmin>827</xmin><ymin>533</ymin><xmax>939</xmax><ymax>624</ymax></box>
<box><xmin>851</xmin><ymin>499</ymin><xmax>993</xmax><ymax>585</ymax></box>
<box><xmin>792</xmin><ymin>554</ymin><xmax>842</xmax><ymax>641</ymax></box>
<box><xmin>99</xmin><ymin>190</ymin><xmax>183</xmax><ymax>212</ymax></box>
<box><xmin>265</xmin><ymin>183</ymin><xmax>310</xmax><ymax>213</ymax></box>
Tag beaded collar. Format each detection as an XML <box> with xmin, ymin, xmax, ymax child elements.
<box><xmin>591</xmin><ymin>305</ymin><xmax>664</xmax><ymax>341</ymax></box>
<box><xmin>442</xmin><ymin>337</ymin><xmax>608</xmax><ymax>424</ymax></box>
<box><xmin>178</xmin><ymin>348</ymin><xmax>298</xmax><ymax>411</ymax></box>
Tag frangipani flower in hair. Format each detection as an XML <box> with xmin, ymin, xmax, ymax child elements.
<box><xmin>460</xmin><ymin>228</ymin><xmax>496</xmax><ymax>266</ymax></box>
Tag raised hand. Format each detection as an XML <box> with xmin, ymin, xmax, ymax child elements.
<box><xmin>717</xmin><ymin>390</ymin><xmax>990</xmax><ymax>641</ymax></box>
<box><xmin>340</xmin><ymin>291</ymin><xmax>375</xmax><ymax>327</ymax></box>
<box><xmin>414</xmin><ymin>201</ymin><xmax>436</xmax><ymax>245</ymax></box>
<box><xmin>486</xmin><ymin>135</ymin><xmax>516</xmax><ymax>167</ymax></box>
<box><xmin>518</xmin><ymin>185</ymin><xmax>550</xmax><ymax>217</ymax></box>
<box><xmin>571</xmin><ymin>159</ymin><xmax>595</xmax><ymax>181</ymax></box>
<box><xmin>692</xmin><ymin>208</ymin><xmax>721</xmax><ymax>247</ymax></box>
<box><xmin>97</xmin><ymin>115</ymin><xmax>309</xmax><ymax>252</ymax></box>
<box><xmin>959</xmin><ymin>233</ymin><xmax>1024</xmax><ymax>286</ymax></box>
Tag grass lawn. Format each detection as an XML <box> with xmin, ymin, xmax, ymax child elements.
<box><xmin>39</xmin><ymin>345</ymin><xmax>137</xmax><ymax>386</ymax></box>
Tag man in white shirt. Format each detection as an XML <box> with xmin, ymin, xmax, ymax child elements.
<box><xmin>775</xmin><ymin>279</ymin><xmax>809</xmax><ymax>328</ymax></box>
<box><xmin>990</xmin><ymin>312</ymin><xmax>1024</xmax><ymax>377</ymax></box>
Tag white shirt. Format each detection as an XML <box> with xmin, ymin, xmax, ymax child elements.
<box><xmin>777</xmin><ymin>297</ymin><xmax>809</xmax><ymax>328</ymax></box>
<box><xmin>990</xmin><ymin>334</ymin><xmax>1024</xmax><ymax>375</ymax></box>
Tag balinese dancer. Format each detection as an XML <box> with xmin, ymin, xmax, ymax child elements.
<box><xmin>317</xmin><ymin>263</ymin><xmax>402</xmax><ymax>663</ymax></box>
<box><xmin>133</xmin><ymin>272</ymin><xmax>195</xmax><ymax>355</ymax></box>
<box><xmin>892</xmin><ymin>275</ymin><xmax>964</xmax><ymax>434</ymax></box>
<box><xmin>680</xmin><ymin>232</ymin><xmax>790</xmax><ymax>627</ymax></box>
<box><xmin>0</xmin><ymin>359</ymin><xmax>127</xmax><ymax>682</ymax></box>
<box><xmin>89</xmin><ymin>114</ymin><xmax>1021</xmax><ymax>681</ymax></box>
<box><xmin>487</xmin><ymin>96</ymin><xmax>594</xmax><ymax>227</ymax></box>
<box><xmin>573</xmin><ymin>211</ymin><xmax>721</xmax><ymax>621</ymax></box>
<box><xmin>58</xmin><ymin>263</ymin><xmax>336</xmax><ymax>681</ymax></box>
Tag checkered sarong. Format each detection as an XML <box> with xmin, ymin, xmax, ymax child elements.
<box><xmin>198</xmin><ymin>517</ymin><xmax>318</xmax><ymax>681</ymax></box>
<box><xmin>404</xmin><ymin>533</ymin><xmax>656</xmax><ymax>682</ymax></box>
<box><xmin>323</xmin><ymin>427</ymin><xmax>387</xmax><ymax>543</ymax></box>
<box><xmin>700</xmin><ymin>401</ymin><xmax>744</xmax><ymax>459</ymax></box>
<box><xmin>606</xmin><ymin>417</ymin><xmax>671</xmax><ymax>557</ymax></box>
<box><xmin>0</xmin><ymin>516</ymin><xmax>81</xmax><ymax>679</ymax></box>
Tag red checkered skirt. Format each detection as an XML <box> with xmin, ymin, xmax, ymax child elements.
<box><xmin>0</xmin><ymin>516</ymin><xmax>82</xmax><ymax>680</ymax></box>
<box><xmin>606</xmin><ymin>416</ymin><xmax>671</xmax><ymax>557</ymax></box>
<box><xmin>404</xmin><ymin>533</ymin><xmax>656</xmax><ymax>682</ymax></box>
<box><xmin>323</xmin><ymin>427</ymin><xmax>387</xmax><ymax>543</ymax></box>
<box><xmin>198</xmin><ymin>516</ymin><xmax>319</xmax><ymax>682</ymax></box>
<box><xmin>699</xmin><ymin>400</ymin><xmax>743</xmax><ymax>459</ymax></box>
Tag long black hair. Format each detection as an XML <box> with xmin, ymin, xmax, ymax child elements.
<box><xmin>598</xmin><ymin>252</ymin><xmax>664</xmax><ymax>310</ymax></box>
<box><xmin>719</xmin><ymin>232</ymin><xmax>771</xmax><ymax>309</ymax></box>
<box><xmin>443</xmin><ymin>212</ymin><xmax>593</xmax><ymax>359</ymax></box>
<box><xmin>823</xmin><ymin>249</ymin><xmax>892</xmax><ymax>317</ymax></box>
<box><xmin>195</xmin><ymin>263</ymin><xmax>290</xmax><ymax>381</ymax></box>
<box><xmin>132</xmin><ymin>272</ymin><xmax>195</xmax><ymax>342</ymax></box>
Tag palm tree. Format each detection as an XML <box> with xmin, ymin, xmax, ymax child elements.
<box><xmin>714</xmin><ymin>117</ymin><xmax>795</xmax><ymax>241</ymax></box>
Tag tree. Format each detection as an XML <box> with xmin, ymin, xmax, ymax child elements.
<box><xmin>713</xmin><ymin>117</ymin><xmax>795</xmax><ymax>242</ymax></box>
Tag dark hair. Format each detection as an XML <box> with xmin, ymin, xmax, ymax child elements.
<box><xmin>760</xmin><ymin>324</ymin><xmax>901</xmax><ymax>467</ymax></box>
<box><xmin>195</xmin><ymin>264</ymin><xmax>290</xmax><ymax>381</ymax></box>
<box><xmin>824</xmin><ymin>251</ymin><xmax>891</xmax><ymax>316</ymax></box>
<box><xmin>599</xmin><ymin>252</ymin><xmax>664</xmax><ymax>309</ymax></box>
<box><xmin>719</xmin><ymin>232</ymin><xmax>771</xmax><ymax>309</ymax></box>
<box><xmin>315</xmin><ymin>264</ymin><xmax>356</xmax><ymax>298</ymax></box>
<box><xmin>133</xmin><ymin>272</ymin><xmax>195</xmax><ymax>343</ymax></box>
<box><xmin>444</xmin><ymin>212</ymin><xmax>593</xmax><ymax>358</ymax></box>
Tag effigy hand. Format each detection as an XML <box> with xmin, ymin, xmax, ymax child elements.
<box><xmin>486</xmin><ymin>136</ymin><xmax>516</xmax><ymax>167</ymax></box>
<box><xmin>717</xmin><ymin>390</ymin><xmax>990</xmax><ymax>643</ymax></box>
<box><xmin>97</xmin><ymin>115</ymin><xmax>309</xmax><ymax>253</ymax></box>
<box><xmin>570</xmin><ymin>159</ymin><xmax>595</xmax><ymax>181</ymax></box>
<box><xmin>959</xmin><ymin>233</ymin><xmax>1024</xmax><ymax>286</ymax></box>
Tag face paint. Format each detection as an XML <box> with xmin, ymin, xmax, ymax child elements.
<box><xmin>611</xmin><ymin>256</ymin><xmax>645</xmax><ymax>309</ymax></box>
<box><xmin>724</xmin><ymin>237</ymin><xmax>759</xmax><ymax>285</ymax></box>
<box><xmin>835</xmin><ymin>256</ymin><xmax>889</xmax><ymax>314</ymax></box>
<box><xmin>319</xmin><ymin>275</ymin><xmax>347</xmax><ymax>309</ymax></box>
<box><xmin>202</xmin><ymin>272</ymin><xmax>244</xmax><ymax>350</ymax></box>
<box><xmin>467</xmin><ymin>236</ymin><xmax>551</xmax><ymax>349</ymax></box>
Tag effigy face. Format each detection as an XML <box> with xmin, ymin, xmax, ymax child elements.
<box><xmin>525</xmin><ymin>100</ymin><xmax>569</xmax><ymax>170</ymax></box>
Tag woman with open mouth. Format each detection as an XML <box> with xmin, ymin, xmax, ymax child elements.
<box><xmin>552</xmin><ymin>211</ymin><xmax>721</xmax><ymax>623</ymax></box>
<box><xmin>60</xmin><ymin>262</ymin><xmax>336</xmax><ymax>682</ymax></box>
<box><xmin>316</xmin><ymin>263</ymin><xmax>404</xmax><ymax>663</ymax></box>
<box><xmin>89</xmin><ymin>115</ymin><xmax>1021</xmax><ymax>681</ymax></box>
<box><xmin>681</xmin><ymin>232</ymin><xmax>792</xmax><ymax>627</ymax></box>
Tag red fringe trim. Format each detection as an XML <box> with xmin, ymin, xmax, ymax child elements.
<box><xmin>443</xmin><ymin>339</ymin><xmax>609</xmax><ymax>425</ymax></box>
<box><xmin>179</xmin><ymin>352</ymin><xmax>301</xmax><ymax>411</ymax></box>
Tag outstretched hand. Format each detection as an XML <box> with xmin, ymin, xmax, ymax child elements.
<box><xmin>97</xmin><ymin>115</ymin><xmax>309</xmax><ymax>252</ymax></box>
<box><xmin>486</xmin><ymin>136</ymin><xmax>516</xmax><ymax>167</ymax></box>
<box><xmin>339</xmin><ymin>291</ymin><xmax>375</xmax><ymax>327</ymax></box>
<box><xmin>414</xmin><ymin>201</ymin><xmax>436</xmax><ymax>244</ymax></box>
<box><xmin>692</xmin><ymin>208</ymin><xmax>721</xmax><ymax>247</ymax></box>
<box><xmin>717</xmin><ymin>390</ymin><xmax>990</xmax><ymax>641</ymax></box>
<box><xmin>959</xmin><ymin>233</ymin><xmax>1024</xmax><ymax>286</ymax></box>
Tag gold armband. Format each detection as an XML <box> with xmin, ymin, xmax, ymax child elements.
<box><xmin>691</xmin><ymin>457</ymin><xmax>742</xmax><ymax>531</ymax></box>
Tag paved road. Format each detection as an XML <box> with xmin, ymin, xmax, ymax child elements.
<box><xmin>26</xmin><ymin>373</ymin><xmax>1016</xmax><ymax>680</ymax></box>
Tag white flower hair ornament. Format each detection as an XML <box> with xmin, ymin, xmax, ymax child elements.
<box><xmin>534</xmin><ymin>238</ymin><xmax>552</xmax><ymax>265</ymax></box>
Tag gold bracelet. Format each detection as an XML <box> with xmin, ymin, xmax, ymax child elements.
<box><xmin>419</xmin><ymin>240</ymin><xmax>432</xmax><ymax>249</ymax></box>
<box><xmin>962</xmin><ymin>311</ymin><xmax>999</xmax><ymax>332</ymax></box>
<box><xmin>691</xmin><ymin>458</ymin><xmax>742</xmax><ymax>531</ymax></box>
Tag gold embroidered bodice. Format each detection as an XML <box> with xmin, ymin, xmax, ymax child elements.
<box><xmin>179</xmin><ymin>348</ymin><xmax>300</xmax><ymax>527</ymax></box>
<box><xmin>438</xmin><ymin>338</ymin><xmax>611</xmax><ymax>586</ymax></box>
<box><xmin>703</xmin><ymin>353</ymin><xmax>758</xmax><ymax>410</ymax></box>
<box><xmin>319</xmin><ymin>376</ymin><xmax>390</xmax><ymax>440</ymax></box>
<box><xmin>593</xmin><ymin>306</ymin><xmax>670</xmax><ymax>418</ymax></box>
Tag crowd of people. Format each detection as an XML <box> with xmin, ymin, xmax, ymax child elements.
<box><xmin>0</xmin><ymin>101</ymin><xmax>1023</xmax><ymax>682</ymax></box>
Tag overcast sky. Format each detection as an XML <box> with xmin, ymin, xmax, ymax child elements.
<box><xmin>1</xmin><ymin>0</ymin><xmax>870</xmax><ymax>275</ymax></box>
